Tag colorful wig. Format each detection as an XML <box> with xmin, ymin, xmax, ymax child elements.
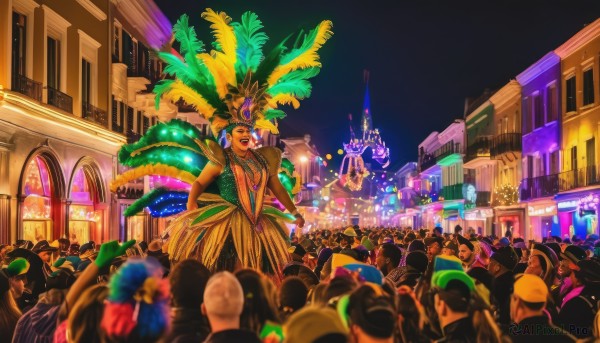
<box><xmin>101</xmin><ymin>258</ymin><xmax>170</xmax><ymax>342</ymax></box>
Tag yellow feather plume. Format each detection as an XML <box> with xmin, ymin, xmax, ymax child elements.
<box><xmin>268</xmin><ymin>94</ymin><xmax>300</xmax><ymax>109</ymax></box>
<box><xmin>268</xmin><ymin>20</ymin><xmax>333</xmax><ymax>86</ymax></box>
<box><xmin>164</xmin><ymin>80</ymin><xmax>216</xmax><ymax>119</ymax></box>
<box><xmin>110</xmin><ymin>163</ymin><xmax>196</xmax><ymax>192</ymax></box>
<box><xmin>201</xmin><ymin>8</ymin><xmax>237</xmax><ymax>86</ymax></box>
<box><xmin>254</xmin><ymin>119</ymin><xmax>279</xmax><ymax>134</ymax></box>
<box><xmin>197</xmin><ymin>53</ymin><xmax>229</xmax><ymax>98</ymax></box>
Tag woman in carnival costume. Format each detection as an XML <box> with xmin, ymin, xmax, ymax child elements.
<box><xmin>111</xmin><ymin>9</ymin><xmax>333</xmax><ymax>279</ymax></box>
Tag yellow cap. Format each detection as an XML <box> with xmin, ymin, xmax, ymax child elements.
<box><xmin>514</xmin><ymin>274</ymin><xmax>548</xmax><ymax>303</ymax></box>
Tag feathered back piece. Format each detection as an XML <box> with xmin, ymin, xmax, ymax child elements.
<box><xmin>155</xmin><ymin>9</ymin><xmax>333</xmax><ymax>136</ymax></box>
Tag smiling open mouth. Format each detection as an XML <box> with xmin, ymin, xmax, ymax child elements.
<box><xmin>240</xmin><ymin>139</ymin><xmax>249</xmax><ymax>145</ymax></box>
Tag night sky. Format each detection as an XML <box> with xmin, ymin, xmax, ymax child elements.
<box><xmin>154</xmin><ymin>0</ymin><xmax>600</xmax><ymax>171</ymax></box>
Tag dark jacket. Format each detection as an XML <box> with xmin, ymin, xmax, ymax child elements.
<box><xmin>396</xmin><ymin>266</ymin><xmax>423</xmax><ymax>289</ymax></box>
<box><xmin>491</xmin><ymin>271</ymin><xmax>514</xmax><ymax>328</ymax></box>
<box><xmin>509</xmin><ymin>315</ymin><xmax>576</xmax><ymax>343</ymax></box>
<box><xmin>556</xmin><ymin>286</ymin><xmax>600</xmax><ymax>339</ymax></box>
<box><xmin>12</xmin><ymin>303</ymin><xmax>61</xmax><ymax>343</ymax></box>
<box><xmin>203</xmin><ymin>329</ymin><xmax>261</xmax><ymax>343</ymax></box>
<box><xmin>436</xmin><ymin>317</ymin><xmax>476</xmax><ymax>343</ymax></box>
<box><xmin>166</xmin><ymin>308</ymin><xmax>211</xmax><ymax>343</ymax></box>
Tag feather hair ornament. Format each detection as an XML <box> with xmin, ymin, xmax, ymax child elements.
<box><xmin>155</xmin><ymin>8</ymin><xmax>333</xmax><ymax>136</ymax></box>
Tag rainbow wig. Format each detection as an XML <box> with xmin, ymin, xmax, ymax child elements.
<box><xmin>101</xmin><ymin>258</ymin><xmax>170</xmax><ymax>342</ymax></box>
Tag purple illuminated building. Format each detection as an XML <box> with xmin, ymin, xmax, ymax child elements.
<box><xmin>516</xmin><ymin>52</ymin><xmax>561</xmax><ymax>240</ymax></box>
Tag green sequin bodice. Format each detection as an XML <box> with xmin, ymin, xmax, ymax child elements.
<box><xmin>215</xmin><ymin>156</ymin><xmax>241</xmax><ymax>206</ymax></box>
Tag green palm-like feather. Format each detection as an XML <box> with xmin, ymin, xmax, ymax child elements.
<box><xmin>280</xmin><ymin>24</ymin><xmax>321</xmax><ymax>65</ymax></box>
<box><xmin>172</xmin><ymin>15</ymin><xmax>209</xmax><ymax>82</ymax></box>
<box><xmin>118</xmin><ymin>120</ymin><xmax>209</xmax><ymax>176</ymax></box>
<box><xmin>154</xmin><ymin>79</ymin><xmax>175</xmax><ymax>109</ymax></box>
<box><xmin>267</xmin><ymin>67</ymin><xmax>320</xmax><ymax>98</ymax></box>
<box><xmin>232</xmin><ymin>11</ymin><xmax>269</xmax><ymax>80</ymax></box>
<box><xmin>264</xmin><ymin>109</ymin><xmax>286</xmax><ymax>121</ymax></box>
<box><xmin>254</xmin><ymin>37</ymin><xmax>290</xmax><ymax>87</ymax></box>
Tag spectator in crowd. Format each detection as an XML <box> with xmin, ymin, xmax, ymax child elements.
<box><xmin>424</xmin><ymin>236</ymin><xmax>443</xmax><ymax>262</ymax></box>
<box><xmin>509</xmin><ymin>274</ymin><xmax>576</xmax><ymax>342</ymax></box>
<box><xmin>0</xmin><ymin>261</ymin><xmax>23</xmax><ymax>342</ymax></box>
<box><xmin>235</xmin><ymin>269</ymin><xmax>280</xmax><ymax>336</ymax></box>
<box><xmin>345</xmin><ymin>284</ymin><xmax>396</xmax><ymax>343</ymax></box>
<box><xmin>283</xmin><ymin>306</ymin><xmax>348</xmax><ymax>343</ymax></box>
<box><xmin>556</xmin><ymin>258</ymin><xmax>600</xmax><ymax>339</ymax></box>
<box><xmin>442</xmin><ymin>240</ymin><xmax>458</xmax><ymax>257</ymax></box>
<box><xmin>202</xmin><ymin>271</ymin><xmax>261</xmax><ymax>343</ymax></box>
<box><xmin>278</xmin><ymin>276</ymin><xmax>308</xmax><ymax>322</ymax></box>
<box><xmin>167</xmin><ymin>259</ymin><xmax>211</xmax><ymax>343</ymax></box>
<box><xmin>488</xmin><ymin>246</ymin><xmax>519</xmax><ymax>329</ymax></box>
<box><xmin>376</xmin><ymin>243</ymin><xmax>402</xmax><ymax>286</ymax></box>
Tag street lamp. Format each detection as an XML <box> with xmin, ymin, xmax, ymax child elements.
<box><xmin>300</xmin><ymin>156</ymin><xmax>308</xmax><ymax>163</ymax></box>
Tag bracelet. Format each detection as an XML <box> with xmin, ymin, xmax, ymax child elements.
<box><xmin>291</xmin><ymin>209</ymin><xmax>301</xmax><ymax>217</ymax></box>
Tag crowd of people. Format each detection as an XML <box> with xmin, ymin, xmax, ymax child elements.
<box><xmin>1</xmin><ymin>225</ymin><xmax>600</xmax><ymax>342</ymax></box>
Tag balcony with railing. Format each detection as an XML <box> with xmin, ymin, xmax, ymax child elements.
<box><xmin>491</xmin><ymin>133</ymin><xmax>521</xmax><ymax>158</ymax></box>
<box><xmin>558</xmin><ymin>166</ymin><xmax>600</xmax><ymax>192</ymax></box>
<box><xmin>419</xmin><ymin>153</ymin><xmax>437</xmax><ymax>172</ymax></box>
<box><xmin>464</xmin><ymin>136</ymin><xmax>492</xmax><ymax>164</ymax></box>
<box><xmin>12</xmin><ymin>74</ymin><xmax>42</xmax><ymax>101</ymax></box>
<box><xmin>82</xmin><ymin>102</ymin><xmax>108</xmax><ymax>128</ymax></box>
<box><xmin>441</xmin><ymin>183</ymin><xmax>463</xmax><ymax>201</ymax></box>
<box><xmin>476</xmin><ymin>191</ymin><xmax>492</xmax><ymax>207</ymax></box>
<box><xmin>47</xmin><ymin>86</ymin><xmax>73</xmax><ymax>113</ymax></box>
<box><xmin>435</xmin><ymin>141</ymin><xmax>463</xmax><ymax>165</ymax></box>
<box><xmin>520</xmin><ymin>174</ymin><xmax>559</xmax><ymax>201</ymax></box>
<box><xmin>127</xmin><ymin>130</ymin><xmax>142</xmax><ymax>144</ymax></box>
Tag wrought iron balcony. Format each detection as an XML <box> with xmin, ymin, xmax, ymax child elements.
<box><xmin>12</xmin><ymin>73</ymin><xmax>42</xmax><ymax>101</ymax></box>
<box><xmin>47</xmin><ymin>86</ymin><xmax>73</xmax><ymax>113</ymax></box>
<box><xmin>558</xmin><ymin>166</ymin><xmax>600</xmax><ymax>192</ymax></box>
<box><xmin>491</xmin><ymin>133</ymin><xmax>521</xmax><ymax>158</ymax></box>
<box><xmin>82</xmin><ymin>102</ymin><xmax>108</xmax><ymax>128</ymax></box>
<box><xmin>127</xmin><ymin>130</ymin><xmax>142</xmax><ymax>144</ymax></box>
<box><xmin>520</xmin><ymin>174</ymin><xmax>559</xmax><ymax>201</ymax></box>
<box><xmin>464</xmin><ymin>136</ymin><xmax>491</xmax><ymax>163</ymax></box>
<box><xmin>419</xmin><ymin>153</ymin><xmax>436</xmax><ymax>172</ymax></box>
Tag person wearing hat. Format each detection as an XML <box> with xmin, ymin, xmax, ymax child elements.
<box><xmin>526</xmin><ymin>243</ymin><xmax>559</xmax><ymax>288</ymax></box>
<box><xmin>4</xmin><ymin>258</ymin><xmax>29</xmax><ymax>302</ymax></box>
<box><xmin>32</xmin><ymin>240</ymin><xmax>58</xmax><ymax>279</ymax></box>
<box><xmin>554</xmin><ymin>245</ymin><xmax>587</xmax><ymax>307</ymax></box>
<box><xmin>397</xmin><ymin>250</ymin><xmax>428</xmax><ymax>290</ymax></box>
<box><xmin>424</xmin><ymin>236</ymin><xmax>443</xmax><ymax>262</ymax></box>
<box><xmin>283</xmin><ymin>244</ymin><xmax>319</xmax><ymax>287</ymax></box>
<box><xmin>431</xmin><ymin>226</ymin><xmax>443</xmax><ymax>238</ymax></box>
<box><xmin>556</xmin><ymin>258</ymin><xmax>600</xmax><ymax>339</ymax></box>
<box><xmin>283</xmin><ymin>305</ymin><xmax>348</xmax><ymax>342</ymax></box>
<box><xmin>509</xmin><ymin>274</ymin><xmax>576</xmax><ymax>342</ymax></box>
<box><xmin>431</xmin><ymin>270</ymin><xmax>478</xmax><ymax>342</ymax></box>
<box><xmin>488</xmin><ymin>246</ymin><xmax>519</xmax><ymax>329</ymax></box>
<box><xmin>76</xmin><ymin>242</ymin><xmax>97</xmax><ymax>273</ymax></box>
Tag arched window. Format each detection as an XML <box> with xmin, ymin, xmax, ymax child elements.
<box><xmin>22</xmin><ymin>156</ymin><xmax>53</xmax><ymax>241</ymax></box>
<box><xmin>68</xmin><ymin>158</ymin><xmax>106</xmax><ymax>243</ymax></box>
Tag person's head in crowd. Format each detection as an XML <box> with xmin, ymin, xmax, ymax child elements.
<box><xmin>101</xmin><ymin>258</ymin><xmax>170</xmax><ymax>343</ymax></box>
<box><xmin>573</xmin><ymin>257</ymin><xmax>600</xmax><ymax>290</ymax></box>
<box><xmin>67</xmin><ymin>284</ymin><xmax>108</xmax><ymax>343</ymax></box>
<box><xmin>442</xmin><ymin>240</ymin><xmax>458</xmax><ymax>257</ymax></box>
<box><xmin>510</xmin><ymin>274</ymin><xmax>548</xmax><ymax>324</ymax></box>
<box><xmin>488</xmin><ymin>246</ymin><xmax>519</xmax><ymax>277</ymax></box>
<box><xmin>432</xmin><ymin>270</ymin><xmax>474</xmax><ymax>328</ymax></box>
<box><xmin>68</xmin><ymin>243</ymin><xmax>80</xmax><ymax>256</ymax></box>
<box><xmin>454</xmin><ymin>225</ymin><xmax>463</xmax><ymax>236</ymax></box>
<box><xmin>526</xmin><ymin>243</ymin><xmax>558</xmax><ymax>287</ymax></box>
<box><xmin>170</xmin><ymin>259</ymin><xmax>211</xmax><ymax>310</ymax></box>
<box><xmin>32</xmin><ymin>240</ymin><xmax>58</xmax><ymax>264</ymax></box>
<box><xmin>457</xmin><ymin>234</ymin><xmax>475</xmax><ymax>265</ymax></box>
<box><xmin>397</xmin><ymin>285</ymin><xmax>426</xmax><ymax>342</ymax></box>
<box><xmin>307</xmin><ymin>282</ymin><xmax>328</xmax><ymax>306</ymax></box>
<box><xmin>324</xmin><ymin>274</ymin><xmax>358</xmax><ymax>303</ymax></box>
<box><xmin>424</xmin><ymin>236</ymin><xmax>443</xmax><ymax>261</ymax></box>
<box><xmin>376</xmin><ymin>243</ymin><xmax>402</xmax><ymax>276</ymax></box>
<box><xmin>283</xmin><ymin>306</ymin><xmax>348</xmax><ymax>343</ymax></box>
<box><xmin>431</xmin><ymin>226</ymin><xmax>443</xmax><ymax>237</ymax></box>
<box><xmin>279</xmin><ymin>276</ymin><xmax>308</xmax><ymax>321</ymax></box>
<box><xmin>346</xmin><ymin>285</ymin><xmax>396</xmax><ymax>343</ymax></box>
<box><xmin>418</xmin><ymin>229</ymin><xmax>427</xmax><ymax>239</ymax></box>
<box><xmin>0</xmin><ymin>269</ymin><xmax>21</xmax><ymax>342</ymax></box>
<box><xmin>235</xmin><ymin>269</ymin><xmax>280</xmax><ymax>335</ymax></box>
<box><xmin>289</xmin><ymin>244</ymin><xmax>307</xmax><ymax>263</ymax></box>
<box><xmin>404</xmin><ymin>231</ymin><xmax>416</xmax><ymax>245</ymax></box>
<box><xmin>406</xmin><ymin>250</ymin><xmax>429</xmax><ymax>274</ymax></box>
<box><xmin>559</xmin><ymin>245</ymin><xmax>587</xmax><ymax>280</ymax></box>
<box><xmin>202</xmin><ymin>271</ymin><xmax>244</xmax><ymax>331</ymax></box>
<box><xmin>5</xmin><ymin>258</ymin><xmax>29</xmax><ymax>300</ymax></box>
<box><xmin>408</xmin><ymin>239</ymin><xmax>425</xmax><ymax>253</ymax></box>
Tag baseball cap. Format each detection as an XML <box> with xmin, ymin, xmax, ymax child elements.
<box><xmin>513</xmin><ymin>274</ymin><xmax>548</xmax><ymax>303</ymax></box>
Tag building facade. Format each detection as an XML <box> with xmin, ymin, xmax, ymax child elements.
<box><xmin>0</xmin><ymin>0</ymin><xmax>173</xmax><ymax>244</ymax></box>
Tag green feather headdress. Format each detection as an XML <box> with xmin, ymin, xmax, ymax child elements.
<box><xmin>156</xmin><ymin>9</ymin><xmax>333</xmax><ymax>136</ymax></box>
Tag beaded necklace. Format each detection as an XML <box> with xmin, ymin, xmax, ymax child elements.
<box><xmin>229</xmin><ymin>149</ymin><xmax>264</xmax><ymax>191</ymax></box>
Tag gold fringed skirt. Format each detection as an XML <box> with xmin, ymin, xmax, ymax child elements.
<box><xmin>166</xmin><ymin>194</ymin><xmax>292</xmax><ymax>278</ymax></box>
